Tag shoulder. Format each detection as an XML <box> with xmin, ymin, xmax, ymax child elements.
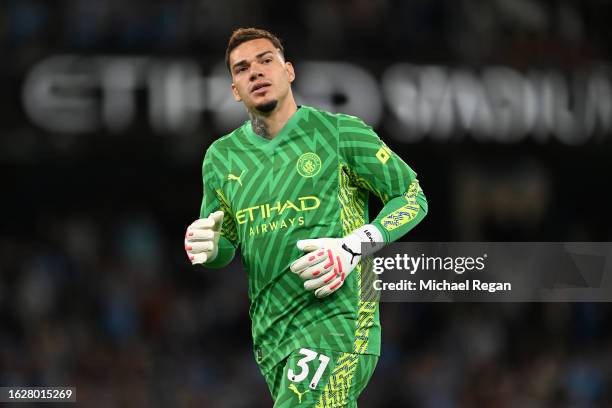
<box><xmin>301</xmin><ymin>106</ymin><xmax>372</xmax><ymax>133</ymax></box>
<box><xmin>302</xmin><ymin>105</ymin><xmax>361</xmax><ymax>123</ymax></box>
<box><xmin>202</xmin><ymin>126</ymin><xmax>247</xmax><ymax>176</ymax></box>
<box><xmin>207</xmin><ymin>124</ymin><xmax>247</xmax><ymax>153</ymax></box>
<box><xmin>204</xmin><ymin>124</ymin><xmax>250</xmax><ymax>163</ymax></box>
<box><xmin>336</xmin><ymin>113</ymin><xmax>372</xmax><ymax>131</ymax></box>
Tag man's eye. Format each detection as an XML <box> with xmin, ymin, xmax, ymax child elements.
<box><xmin>263</xmin><ymin>58</ymin><xmax>272</xmax><ymax>64</ymax></box>
<box><xmin>236</xmin><ymin>67</ymin><xmax>247</xmax><ymax>73</ymax></box>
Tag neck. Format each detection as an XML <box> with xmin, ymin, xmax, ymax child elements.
<box><xmin>249</xmin><ymin>97</ymin><xmax>298</xmax><ymax>139</ymax></box>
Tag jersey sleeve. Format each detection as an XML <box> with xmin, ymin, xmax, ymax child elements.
<box><xmin>199</xmin><ymin>146</ymin><xmax>239</xmax><ymax>268</ymax></box>
<box><xmin>338</xmin><ymin>114</ymin><xmax>428</xmax><ymax>243</ymax></box>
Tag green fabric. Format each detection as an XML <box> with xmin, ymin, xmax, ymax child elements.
<box><xmin>265</xmin><ymin>347</ymin><xmax>378</xmax><ymax>407</ymax></box>
<box><xmin>201</xmin><ymin>236</ymin><xmax>235</xmax><ymax>269</ymax></box>
<box><xmin>199</xmin><ymin>106</ymin><xmax>427</xmax><ymax>375</ymax></box>
<box><xmin>371</xmin><ymin>188</ymin><xmax>428</xmax><ymax>243</ymax></box>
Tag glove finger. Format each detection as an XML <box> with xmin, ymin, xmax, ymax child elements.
<box><xmin>290</xmin><ymin>249</ymin><xmax>329</xmax><ymax>273</ymax></box>
<box><xmin>210</xmin><ymin>211</ymin><xmax>224</xmax><ymax>232</ymax></box>
<box><xmin>296</xmin><ymin>239</ymin><xmax>325</xmax><ymax>252</ymax></box>
<box><xmin>304</xmin><ymin>268</ymin><xmax>338</xmax><ymax>291</ymax></box>
<box><xmin>298</xmin><ymin>261</ymin><xmax>334</xmax><ymax>280</ymax></box>
<box><xmin>190</xmin><ymin>217</ymin><xmax>216</xmax><ymax>230</ymax></box>
<box><xmin>186</xmin><ymin>241</ymin><xmax>214</xmax><ymax>253</ymax></box>
<box><xmin>189</xmin><ymin>252</ymin><xmax>208</xmax><ymax>265</ymax></box>
<box><xmin>186</xmin><ymin>229</ymin><xmax>216</xmax><ymax>241</ymax></box>
<box><xmin>315</xmin><ymin>277</ymin><xmax>345</xmax><ymax>298</ymax></box>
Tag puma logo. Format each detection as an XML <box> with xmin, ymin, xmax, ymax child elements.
<box><xmin>288</xmin><ymin>384</ymin><xmax>309</xmax><ymax>404</ymax></box>
<box><xmin>227</xmin><ymin>170</ymin><xmax>245</xmax><ymax>186</ymax></box>
<box><xmin>342</xmin><ymin>243</ymin><xmax>361</xmax><ymax>265</ymax></box>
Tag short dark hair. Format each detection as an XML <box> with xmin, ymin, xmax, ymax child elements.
<box><xmin>225</xmin><ymin>28</ymin><xmax>285</xmax><ymax>72</ymax></box>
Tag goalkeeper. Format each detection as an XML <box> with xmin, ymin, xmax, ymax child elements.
<box><xmin>185</xmin><ymin>28</ymin><xmax>428</xmax><ymax>407</ymax></box>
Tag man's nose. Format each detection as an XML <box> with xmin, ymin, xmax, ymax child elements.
<box><xmin>249</xmin><ymin>69</ymin><xmax>263</xmax><ymax>81</ymax></box>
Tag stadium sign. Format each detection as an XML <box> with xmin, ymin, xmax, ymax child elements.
<box><xmin>22</xmin><ymin>56</ymin><xmax>612</xmax><ymax>145</ymax></box>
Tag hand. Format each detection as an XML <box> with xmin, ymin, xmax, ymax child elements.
<box><xmin>290</xmin><ymin>236</ymin><xmax>362</xmax><ymax>298</ymax></box>
<box><xmin>185</xmin><ymin>211</ymin><xmax>224</xmax><ymax>264</ymax></box>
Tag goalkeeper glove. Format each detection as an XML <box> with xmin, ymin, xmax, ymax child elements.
<box><xmin>290</xmin><ymin>225</ymin><xmax>384</xmax><ymax>298</ymax></box>
<box><xmin>185</xmin><ymin>211</ymin><xmax>224</xmax><ymax>264</ymax></box>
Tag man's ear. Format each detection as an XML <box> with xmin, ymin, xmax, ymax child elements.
<box><xmin>231</xmin><ymin>82</ymin><xmax>242</xmax><ymax>102</ymax></box>
<box><xmin>286</xmin><ymin>61</ymin><xmax>295</xmax><ymax>83</ymax></box>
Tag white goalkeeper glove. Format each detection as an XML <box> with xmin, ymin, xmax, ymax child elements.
<box><xmin>184</xmin><ymin>211</ymin><xmax>224</xmax><ymax>264</ymax></box>
<box><xmin>290</xmin><ymin>225</ymin><xmax>384</xmax><ymax>298</ymax></box>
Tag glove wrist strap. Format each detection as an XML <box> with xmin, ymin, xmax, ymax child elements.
<box><xmin>346</xmin><ymin>224</ymin><xmax>385</xmax><ymax>257</ymax></box>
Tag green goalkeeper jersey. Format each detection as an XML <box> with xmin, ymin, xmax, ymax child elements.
<box><xmin>200</xmin><ymin>106</ymin><xmax>427</xmax><ymax>374</ymax></box>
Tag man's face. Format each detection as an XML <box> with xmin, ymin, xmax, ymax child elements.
<box><xmin>229</xmin><ymin>38</ymin><xmax>295</xmax><ymax>113</ymax></box>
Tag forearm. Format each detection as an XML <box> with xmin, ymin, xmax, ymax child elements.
<box><xmin>371</xmin><ymin>182</ymin><xmax>428</xmax><ymax>243</ymax></box>
<box><xmin>203</xmin><ymin>236</ymin><xmax>236</xmax><ymax>268</ymax></box>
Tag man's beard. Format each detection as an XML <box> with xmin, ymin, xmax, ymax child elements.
<box><xmin>255</xmin><ymin>100</ymin><xmax>278</xmax><ymax>113</ymax></box>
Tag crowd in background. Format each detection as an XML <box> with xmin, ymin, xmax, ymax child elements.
<box><xmin>1</xmin><ymin>0</ymin><xmax>611</xmax><ymax>61</ymax></box>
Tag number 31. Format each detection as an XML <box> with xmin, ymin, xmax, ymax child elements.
<box><xmin>287</xmin><ymin>348</ymin><xmax>331</xmax><ymax>390</ymax></box>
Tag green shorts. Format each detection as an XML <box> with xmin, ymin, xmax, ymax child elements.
<box><xmin>264</xmin><ymin>347</ymin><xmax>378</xmax><ymax>408</ymax></box>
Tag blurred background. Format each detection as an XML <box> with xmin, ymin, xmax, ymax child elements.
<box><xmin>1</xmin><ymin>0</ymin><xmax>612</xmax><ymax>406</ymax></box>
